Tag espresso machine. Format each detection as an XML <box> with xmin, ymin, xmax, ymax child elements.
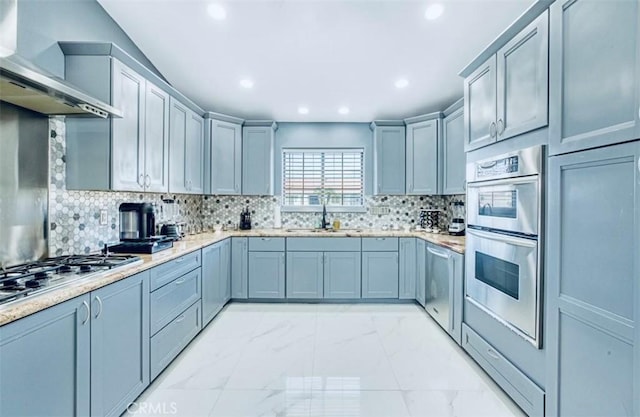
<box><xmin>110</xmin><ymin>203</ymin><xmax>173</xmax><ymax>254</ymax></box>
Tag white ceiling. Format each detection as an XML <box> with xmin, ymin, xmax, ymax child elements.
<box><xmin>97</xmin><ymin>0</ymin><xmax>533</xmax><ymax>122</ymax></box>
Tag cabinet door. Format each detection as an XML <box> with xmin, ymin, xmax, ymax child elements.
<box><xmin>144</xmin><ymin>82</ymin><xmax>170</xmax><ymax>192</ymax></box>
<box><xmin>374</xmin><ymin>126</ymin><xmax>406</xmax><ymax>195</ymax></box>
<box><xmin>202</xmin><ymin>242</ymin><xmax>222</xmax><ymax>325</ymax></box>
<box><xmin>210</xmin><ymin>120</ymin><xmax>242</xmax><ymax>195</ymax></box>
<box><xmin>406</xmin><ymin>120</ymin><xmax>439</xmax><ymax>195</ymax></box>
<box><xmin>450</xmin><ymin>251</ymin><xmax>464</xmax><ymax>346</ymax></box>
<box><xmin>169</xmin><ymin>97</ymin><xmax>188</xmax><ymax>193</ymax></box>
<box><xmin>442</xmin><ymin>106</ymin><xmax>466</xmax><ymax>194</ymax></box>
<box><xmin>242</xmin><ymin>126</ymin><xmax>274</xmax><ymax>195</ymax></box>
<box><xmin>220</xmin><ymin>239</ymin><xmax>231</xmax><ymax>303</ymax></box>
<box><xmin>399</xmin><ymin>238</ymin><xmax>416</xmax><ymax>299</ymax></box>
<box><xmin>546</xmin><ymin>141</ymin><xmax>640</xmax><ymax>417</ymax></box>
<box><xmin>415</xmin><ymin>239</ymin><xmax>426</xmax><ymax>306</ymax></box>
<box><xmin>90</xmin><ymin>272</ymin><xmax>149</xmax><ymax>417</ymax></box>
<box><xmin>111</xmin><ymin>59</ymin><xmax>145</xmax><ymax>191</ymax></box>
<box><xmin>496</xmin><ymin>11</ymin><xmax>549</xmax><ymax>141</ymax></box>
<box><xmin>549</xmin><ymin>0</ymin><xmax>640</xmax><ymax>155</ymax></box>
<box><xmin>186</xmin><ymin>111</ymin><xmax>205</xmax><ymax>194</ymax></box>
<box><xmin>286</xmin><ymin>252</ymin><xmax>323</xmax><ymax>298</ymax></box>
<box><xmin>362</xmin><ymin>251</ymin><xmax>399</xmax><ymax>298</ymax></box>
<box><xmin>0</xmin><ymin>295</ymin><xmax>91</xmax><ymax>416</ymax></box>
<box><xmin>324</xmin><ymin>251</ymin><xmax>361</xmax><ymax>299</ymax></box>
<box><xmin>231</xmin><ymin>237</ymin><xmax>248</xmax><ymax>299</ymax></box>
<box><xmin>464</xmin><ymin>56</ymin><xmax>497</xmax><ymax>151</ymax></box>
<box><xmin>248</xmin><ymin>251</ymin><xmax>285</xmax><ymax>298</ymax></box>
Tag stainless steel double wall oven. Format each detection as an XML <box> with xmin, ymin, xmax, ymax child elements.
<box><xmin>465</xmin><ymin>145</ymin><xmax>544</xmax><ymax>347</ymax></box>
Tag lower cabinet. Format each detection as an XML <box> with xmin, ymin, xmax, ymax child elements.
<box><xmin>0</xmin><ymin>271</ymin><xmax>150</xmax><ymax>417</ymax></box>
<box><xmin>324</xmin><ymin>252</ymin><xmax>361</xmax><ymax>299</ymax></box>
<box><xmin>231</xmin><ymin>237</ymin><xmax>248</xmax><ymax>299</ymax></box>
<box><xmin>248</xmin><ymin>251</ymin><xmax>286</xmax><ymax>299</ymax></box>
<box><xmin>399</xmin><ymin>238</ymin><xmax>416</xmax><ymax>299</ymax></box>
<box><xmin>286</xmin><ymin>251</ymin><xmax>323</xmax><ymax>298</ymax></box>
<box><xmin>202</xmin><ymin>239</ymin><xmax>231</xmax><ymax>326</ymax></box>
<box><xmin>362</xmin><ymin>251</ymin><xmax>399</xmax><ymax>299</ymax></box>
<box><xmin>415</xmin><ymin>239</ymin><xmax>426</xmax><ymax>306</ymax></box>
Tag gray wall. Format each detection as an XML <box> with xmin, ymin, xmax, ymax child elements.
<box><xmin>274</xmin><ymin>123</ymin><xmax>373</xmax><ymax>195</ymax></box>
<box><xmin>16</xmin><ymin>0</ymin><xmax>163</xmax><ymax>79</ymax></box>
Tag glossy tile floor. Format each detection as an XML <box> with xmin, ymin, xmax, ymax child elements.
<box><xmin>129</xmin><ymin>303</ymin><xmax>526</xmax><ymax>417</ymax></box>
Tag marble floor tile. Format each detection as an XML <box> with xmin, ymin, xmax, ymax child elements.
<box><xmin>135</xmin><ymin>303</ymin><xmax>523</xmax><ymax>417</ymax></box>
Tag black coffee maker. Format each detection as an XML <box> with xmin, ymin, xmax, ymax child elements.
<box><xmin>119</xmin><ymin>202</ymin><xmax>156</xmax><ymax>240</ymax></box>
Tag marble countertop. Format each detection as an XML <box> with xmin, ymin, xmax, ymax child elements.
<box><xmin>0</xmin><ymin>229</ymin><xmax>464</xmax><ymax>326</ymax></box>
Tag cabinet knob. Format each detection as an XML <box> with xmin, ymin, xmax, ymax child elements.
<box><xmin>496</xmin><ymin>119</ymin><xmax>505</xmax><ymax>136</ymax></box>
<box><xmin>489</xmin><ymin>122</ymin><xmax>497</xmax><ymax>139</ymax></box>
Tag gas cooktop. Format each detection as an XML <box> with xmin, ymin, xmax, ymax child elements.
<box><xmin>0</xmin><ymin>254</ymin><xmax>142</xmax><ymax>306</ymax></box>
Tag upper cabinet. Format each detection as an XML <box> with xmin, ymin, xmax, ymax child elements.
<box><xmin>405</xmin><ymin>115</ymin><xmax>439</xmax><ymax>195</ymax></box>
<box><xmin>442</xmin><ymin>100</ymin><xmax>466</xmax><ymax>194</ymax></box>
<box><xmin>549</xmin><ymin>0</ymin><xmax>640</xmax><ymax>155</ymax></box>
<box><xmin>169</xmin><ymin>98</ymin><xmax>204</xmax><ymax>194</ymax></box>
<box><xmin>371</xmin><ymin>122</ymin><xmax>406</xmax><ymax>195</ymax></box>
<box><xmin>61</xmin><ymin>43</ymin><xmax>203</xmax><ymax>193</ymax></box>
<box><xmin>463</xmin><ymin>11</ymin><xmax>549</xmax><ymax>152</ymax></box>
<box><xmin>242</xmin><ymin>121</ymin><xmax>277</xmax><ymax>196</ymax></box>
<box><xmin>206</xmin><ymin>114</ymin><xmax>243</xmax><ymax>195</ymax></box>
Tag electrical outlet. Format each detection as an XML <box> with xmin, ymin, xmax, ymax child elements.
<box><xmin>371</xmin><ymin>206</ymin><xmax>391</xmax><ymax>215</ymax></box>
<box><xmin>99</xmin><ymin>210</ymin><xmax>108</xmax><ymax>225</ymax></box>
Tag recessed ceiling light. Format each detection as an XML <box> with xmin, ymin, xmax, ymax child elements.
<box><xmin>298</xmin><ymin>106</ymin><xmax>309</xmax><ymax>115</ymax></box>
<box><xmin>207</xmin><ymin>3</ymin><xmax>227</xmax><ymax>20</ymax></box>
<box><xmin>424</xmin><ymin>3</ymin><xmax>444</xmax><ymax>20</ymax></box>
<box><xmin>239</xmin><ymin>79</ymin><xmax>254</xmax><ymax>89</ymax></box>
<box><xmin>338</xmin><ymin>106</ymin><xmax>350</xmax><ymax>115</ymax></box>
<box><xmin>395</xmin><ymin>78</ymin><xmax>409</xmax><ymax>89</ymax></box>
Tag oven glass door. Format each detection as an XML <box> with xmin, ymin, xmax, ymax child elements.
<box><xmin>467</xmin><ymin>175</ymin><xmax>539</xmax><ymax>236</ymax></box>
<box><xmin>465</xmin><ymin>228</ymin><xmax>540</xmax><ymax>347</ymax></box>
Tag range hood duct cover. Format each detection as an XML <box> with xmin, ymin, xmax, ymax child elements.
<box><xmin>0</xmin><ymin>55</ymin><xmax>122</xmax><ymax>118</ymax></box>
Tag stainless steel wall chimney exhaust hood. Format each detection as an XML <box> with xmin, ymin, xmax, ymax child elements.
<box><xmin>0</xmin><ymin>56</ymin><xmax>122</xmax><ymax>118</ymax></box>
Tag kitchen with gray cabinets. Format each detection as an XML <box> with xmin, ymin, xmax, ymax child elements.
<box><xmin>1</xmin><ymin>0</ymin><xmax>637</xmax><ymax>416</ymax></box>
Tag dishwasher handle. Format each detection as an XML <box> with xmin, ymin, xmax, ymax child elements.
<box><xmin>427</xmin><ymin>246</ymin><xmax>450</xmax><ymax>259</ymax></box>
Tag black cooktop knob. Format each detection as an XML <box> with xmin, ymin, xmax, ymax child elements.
<box><xmin>80</xmin><ymin>265</ymin><xmax>93</xmax><ymax>273</ymax></box>
<box><xmin>25</xmin><ymin>280</ymin><xmax>42</xmax><ymax>288</ymax></box>
<box><xmin>58</xmin><ymin>265</ymin><xmax>73</xmax><ymax>273</ymax></box>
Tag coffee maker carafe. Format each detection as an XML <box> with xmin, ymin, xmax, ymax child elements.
<box><xmin>119</xmin><ymin>203</ymin><xmax>156</xmax><ymax>241</ymax></box>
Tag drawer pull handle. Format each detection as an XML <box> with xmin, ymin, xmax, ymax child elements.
<box><xmin>174</xmin><ymin>278</ymin><xmax>186</xmax><ymax>285</ymax></box>
<box><xmin>94</xmin><ymin>296</ymin><xmax>103</xmax><ymax>319</ymax></box>
<box><xmin>262</xmin><ymin>238</ymin><xmax>271</xmax><ymax>241</ymax></box>
<box><xmin>175</xmin><ymin>314</ymin><xmax>186</xmax><ymax>323</ymax></box>
<box><xmin>376</xmin><ymin>238</ymin><xmax>385</xmax><ymax>241</ymax></box>
<box><xmin>486</xmin><ymin>348</ymin><xmax>500</xmax><ymax>360</ymax></box>
<box><xmin>432</xmin><ymin>307</ymin><xmax>439</xmax><ymax>315</ymax></box>
<box><xmin>175</xmin><ymin>258</ymin><xmax>185</xmax><ymax>264</ymax></box>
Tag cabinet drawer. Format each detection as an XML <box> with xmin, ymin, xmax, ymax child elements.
<box><xmin>150</xmin><ymin>301</ymin><xmax>201</xmax><ymax>380</ymax></box>
<box><xmin>248</xmin><ymin>237</ymin><xmax>285</xmax><ymax>251</ymax></box>
<box><xmin>149</xmin><ymin>251</ymin><xmax>201</xmax><ymax>291</ymax></box>
<box><xmin>362</xmin><ymin>237</ymin><xmax>398</xmax><ymax>251</ymax></box>
<box><xmin>462</xmin><ymin>324</ymin><xmax>544</xmax><ymax>417</ymax></box>
<box><xmin>286</xmin><ymin>237</ymin><xmax>361</xmax><ymax>252</ymax></box>
<box><xmin>150</xmin><ymin>268</ymin><xmax>201</xmax><ymax>335</ymax></box>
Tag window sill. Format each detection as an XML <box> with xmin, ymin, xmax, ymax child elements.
<box><xmin>280</xmin><ymin>205</ymin><xmax>367</xmax><ymax>213</ymax></box>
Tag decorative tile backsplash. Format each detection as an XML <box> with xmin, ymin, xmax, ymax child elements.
<box><xmin>48</xmin><ymin>118</ymin><xmax>464</xmax><ymax>255</ymax></box>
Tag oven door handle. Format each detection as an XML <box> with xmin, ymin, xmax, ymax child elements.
<box><xmin>467</xmin><ymin>174</ymin><xmax>539</xmax><ymax>189</ymax></box>
<box><xmin>467</xmin><ymin>228</ymin><xmax>537</xmax><ymax>248</ymax></box>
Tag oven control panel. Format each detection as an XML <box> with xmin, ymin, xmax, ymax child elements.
<box><xmin>476</xmin><ymin>156</ymin><xmax>519</xmax><ymax>179</ymax></box>
<box><xmin>466</xmin><ymin>145</ymin><xmax>543</xmax><ymax>183</ymax></box>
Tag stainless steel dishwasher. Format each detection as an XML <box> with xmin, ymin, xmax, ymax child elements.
<box><xmin>425</xmin><ymin>243</ymin><xmax>453</xmax><ymax>333</ymax></box>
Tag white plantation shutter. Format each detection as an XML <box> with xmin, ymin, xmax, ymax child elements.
<box><xmin>282</xmin><ymin>149</ymin><xmax>364</xmax><ymax>207</ymax></box>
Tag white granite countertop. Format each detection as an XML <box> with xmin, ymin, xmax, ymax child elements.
<box><xmin>0</xmin><ymin>229</ymin><xmax>464</xmax><ymax>326</ymax></box>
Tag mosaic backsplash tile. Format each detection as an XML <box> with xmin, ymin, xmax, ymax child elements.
<box><xmin>48</xmin><ymin>118</ymin><xmax>203</xmax><ymax>256</ymax></box>
<box><xmin>48</xmin><ymin>117</ymin><xmax>464</xmax><ymax>255</ymax></box>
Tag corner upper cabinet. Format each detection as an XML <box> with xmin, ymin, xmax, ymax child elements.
<box><xmin>371</xmin><ymin>122</ymin><xmax>406</xmax><ymax>195</ymax></box>
<box><xmin>169</xmin><ymin>98</ymin><xmax>204</xmax><ymax>194</ymax></box>
<box><xmin>64</xmin><ymin>53</ymin><xmax>169</xmax><ymax>193</ymax></box>
<box><xmin>207</xmin><ymin>114</ymin><xmax>243</xmax><ymax>195</ymax></box>
<box><xmin>549</xmin><ymin>0</ymin><xmax>640</xmax><ymax>155</ymax></box>
<box><xmin>242</xmin><ymin>121</ymin><xmax>277</xmax><ymax>195</ymax></box>
<box><xmin>442</xmin><ymin>100</ymin><xmax>466</xmax><ymax>194</ymax></box>
<box><xmin>405</xmin><ymin>115</ymin><xmax>439</xmax><ymax>195</ymax></box>
<box><xmin>463</xmin><ymin>11</ymin><xmax>549</xmax><ymax>151</ymax></box>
